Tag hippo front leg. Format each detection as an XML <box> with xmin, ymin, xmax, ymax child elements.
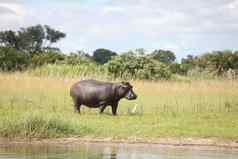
<box><xmin>111</xmin><ymin>102</ymin><xmax>118</xmax><ymax>116</ymax></box>
<box><xmin>99</xmin><ymin>105</ymin><xmax>107</xmax><ymax>114</ymax></box>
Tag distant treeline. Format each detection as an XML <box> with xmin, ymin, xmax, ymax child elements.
<box><xmin>1</xmin><ymin>24</ymin><xmax>238</xmax><ymax>80</ymax></box>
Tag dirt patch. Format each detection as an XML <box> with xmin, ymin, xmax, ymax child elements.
<box><xmin>1</xmin><ymin>137</ymin><xmax>238</xmax><ymax>150</ymax></box>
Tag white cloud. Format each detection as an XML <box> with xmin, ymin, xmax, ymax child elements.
<box><xmin>102</xmin><ymin>6</ymin><xmax>124</xmax><ymax>14</ymax></box>
<box><xmin>160</xmin><ymin>43</ymin><xmax>180</xmax><ymax>51</ymax></box>
<box><xmin>0</xmin><ymin>1</ymin><xmax>24</xmax><ymax>30</ymax></box>
<box><xmin>0</xmin><ymin>1</ymin><xmax>25</xmax><ymax>16</ymax></box>
<box><xmin>1</xmin><ymin>0</ymin><xmax>238</xmax><ymax>59</ymax></box>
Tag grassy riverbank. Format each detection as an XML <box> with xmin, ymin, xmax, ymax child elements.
<box><xmin>0</xmin><ymin>73</ymin><xmax>238</xmax><ymax>140</ymax></box>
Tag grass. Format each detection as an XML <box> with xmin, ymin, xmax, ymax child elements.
<box><xmin>27</xmin><ymin>64</ymin><xmax>107</xmax><ymax>79</ymax></box>
<box><xmin>0</xmin><ymin>72</ymin><xmax>238</xmax><ymax>140</ymax></box>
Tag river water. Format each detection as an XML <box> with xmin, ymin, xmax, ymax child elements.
<box><xmin>0</xmin><ymin>143</ymin><xmax>238</xmax><ymax>159</ymax></box>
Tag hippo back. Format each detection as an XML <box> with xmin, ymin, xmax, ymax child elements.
<box><xmin>70</xmin><ymin>80</ymin><xmax>117</xmax><ymax>107</ymax></box>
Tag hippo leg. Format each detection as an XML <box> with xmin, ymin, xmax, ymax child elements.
<box><xmin>99</xmin><ymin>105</ymin><xmax>107</xmax><ymax>114</ymax></box>
<box><xmin>73</xmin><ymin>98</ymin><xmax>81</xmax><ymax>113</ymax></box>
<box><xmin>111</xmin><ymin>102</ymin><xmax>118</xmax><ymax>116</ymax></box>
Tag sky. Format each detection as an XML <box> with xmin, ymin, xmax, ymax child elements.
<box><xmin>0</xmin><ymin>0</ymin><xmax>238</xmax><ymax>60</ymax></box>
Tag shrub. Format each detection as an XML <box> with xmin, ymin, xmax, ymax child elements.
<box><xmin>30</xmin><ymin>50</ymin><xmax>65</xmax><ymax>67</ymax></box>
<box><xmin>0</xmin><ymin>47</ymin><xmax>30</xmax><ymax>71</ymax></box>
<box><xmin>106</xmin><ymin>52</ymin><xmax>172</xmax><ymax>80</ymax></box>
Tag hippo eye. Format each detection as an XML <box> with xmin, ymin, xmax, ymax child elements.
<box><xmin>120</xmin><ymin>84</ymin><xmax>128</xmax><ymax>89</ymax></box>
<box><xmin>122</xmin><ymin>85</ymin><xmax>128</xmax><ymax>89</ymax></box>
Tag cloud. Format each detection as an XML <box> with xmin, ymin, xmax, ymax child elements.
<box><xmin>0</xmin><ymin>1</ymin><xmax>24</xmax><ymax>16</ymax></box>
<box><xmin>0</xmin><ymin>1</ymin><xmax>25</xmax><ymax>30</ymax></box>
<box><xmin>1</xmin><ymin>0</ymin><xmax>238</xmax><ymax>59</ymax></box>
<box><xmin>102</xmin><ymin>6</ymin><xmax>124</xmax><ymax>14</ymax></box>
<box><xmin>0</xmin><ymin>6</ymin><xmax>16</xmax><ymax>15</ymax></box>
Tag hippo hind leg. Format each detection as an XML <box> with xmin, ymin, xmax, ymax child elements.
<box><xmin>73</xmin><ymin>98</ymin><xmax>81</xmax><ymax>113</ymax></box>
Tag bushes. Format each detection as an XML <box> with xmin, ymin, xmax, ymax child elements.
<box><xmin>181</xmin><ymin>50</ymin><xmax>238</xmax><ymax>77</ymax></box>
<box><xmin>2</xmin><ymin>25</ymin><xmax>238</xmax><ymax>80</ymax></box>
<box><xmin>30</xmin><ymin>50</ymin><xmax>65</xmax><ymax>67</ymax></box>
<box><xmin>29</xmin><ymin>55</ymin><xmax>172</xmax><ymax>80</ymax></box>
<box><xmin>0</xmin><ymin>47</ymin><xmax>30</xmax><ymax>71</ymax></box>
<box><xmin>2</xmin><ymin>45</ymin><xmax>238</xmax><ymax>81</ymax></box>
<box><xmin>137</xmin><ymin>60</ymin><xmax>171</xmax><ymax>80</ymax></box>
<box><xmin>0</xmin><ymin>47</ymin><xmax>65</xmax><ymax>71</ymax></box>
<box><xmin>106</xmin><ymin>52</ymin><xmax>172</xmax><ymax>80</ymax></box>
<box><xmin>0</xmin><ymin>46</ymin><xmax>172</xmax><ymax>80</ymax></box>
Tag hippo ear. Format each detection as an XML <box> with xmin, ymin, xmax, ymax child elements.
<box><xmin>121</xmin><ymin>81</ymin><xmax>126</xmax><ymax>85</ymax></box>
<box><xmin>120</xmin><ymin>82</ymin><xmax>128</xmax><ymax>88</ymax></box>
<box><xmin>121</xmin><ymin>81</ymin><xmax>130</xmax><ymax>85</ymax></box>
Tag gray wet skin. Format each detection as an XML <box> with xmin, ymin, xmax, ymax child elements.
<box><xmin>70</xmin><ymin>80</ymin><xmax>137</xmax><ymax>115</ymax></box>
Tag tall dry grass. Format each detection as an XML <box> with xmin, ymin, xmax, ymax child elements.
<box><xmin>0</xmin><ymin>73</ymin><xmax>238</xmax><ymax>139</ymax></box>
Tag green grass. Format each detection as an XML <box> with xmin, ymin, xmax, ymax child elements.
<box><xmin>27</xmin><ymin>64</ymin><xmax>107</xmax><ymax>79</ymax></box>
<box><xmin>0</xmin><ymin>73</ymin><xmax>238</xmax><ymax>140</ymax></box>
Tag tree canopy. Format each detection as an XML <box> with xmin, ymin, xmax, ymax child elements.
<box><xmin>93</xmin><ymin>48</ymin><xmax>117</xmax><ymax>64</ymax></box>
<box><xmin>1</xmin><ymin>25</ymin><xmax>238</xmax><ymax>80</ymax></box>
<box><xmin>0</xmin><ymin>24</ymin><xmax>66</xmax><ymax>55</ymax></box>
<box><xmin>150</xmin><ymin>49</ymin><xmax>176</xmax><ymax>63</ymax></box>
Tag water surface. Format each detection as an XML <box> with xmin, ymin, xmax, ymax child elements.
<box><xmin>0</xmin><ymin>143</ymin><xmax>238</xmax><ymax>159</ymax></box>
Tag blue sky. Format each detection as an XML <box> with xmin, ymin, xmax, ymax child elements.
<box><xmin>1</xmin><ymin>0</ymin><xmax>238</xmax><ymax>61</ymax></box>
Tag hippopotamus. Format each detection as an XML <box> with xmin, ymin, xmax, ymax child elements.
<box><xmin>70</xmin><ymin>80</ymin><xmax>137</xmax><ymax>115</ymax></box>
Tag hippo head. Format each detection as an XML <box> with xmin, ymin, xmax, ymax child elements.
<box><xmin>118</xmin><ymin>82</ymin><xmax>137</xmax><ymax>100</ymax></box>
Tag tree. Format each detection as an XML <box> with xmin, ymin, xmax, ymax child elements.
<box><xmin>0</xmin><ymin>30</ymin><xmax>19</xmax><ymax>49</ymax></box>
<box><xmin>199</xmin><ymin>50</ymin><xmax>237</xmax><ymax>75</ymax></box>
<box><xmin>169</xmin><ymin>63</ymin><xmax>182</xmax><ymax>74</ymax></box>
<box><xmin>181</xmin><ymin>50</ymin><xmax>238</xmax><ymax>76</ymax></box>
<box><xmin>18</xmin><ymin>25</ymin><xmax>45</xmax><ymax>54</ymax></box>
<box><xmin>62</xmin><ymin>51</ymin><xmax>94</xmax><ymax>65</ymax></box>
<box><xmin>106</xmin><ymin>51</ymin><xmax>171</xmax><ymax>80</ymax></box>
<box><xmin>45</xmin><ymin>25</ymin><xmax>66</xmax><ymax>47</ymax></box>
<box><xmin>30</xmin><ymin>49</ymin><xmax>65</xmax><ymax>67</ymax></box>
<box><xmin>93</xmin><ymin>48</ymin><xmax>117</xmax><ymax>64</ymax></box>
<box><xmin>0</xmin><ymin>25</ymin><xmax>66</xmax><ymax>55</ymax></box>
<box><xmin>0</xmin><ymin>46</ymin><xmax>29</xmax><ymax>71</ymax></box>
<box><xmin>180</xmin><ymin>54</ymin><xmax>197</xmax><ymax>74</ymax></box>
<box><xmin>150</xmin><ymin>49</ymin><xmax>176</xmax><ymax>63</ymax></box>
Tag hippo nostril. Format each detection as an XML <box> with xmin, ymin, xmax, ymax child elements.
<box><xmin>130</xmin><ymin>94</ymin><xmax>137</xmax><ymax>100</ymax></box>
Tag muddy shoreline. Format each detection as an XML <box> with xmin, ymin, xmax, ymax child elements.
<box><xmin>1</xmin><ymin>137</ymin><xmax>238</xmax><ymax>150</ymax></box>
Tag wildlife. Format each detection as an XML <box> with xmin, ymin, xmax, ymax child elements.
<box><xmin>70</xmin><ymin>80</ymin><xmax>137</xmax><ymax>115</ymax></box>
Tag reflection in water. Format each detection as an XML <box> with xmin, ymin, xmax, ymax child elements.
<box><xmin>103</xmin><ymin>146</ymin><xmax>117</xmax><ymax>159</ymax></box>
<box><xmin>0</xmin><ymin>143</ymin><xmax>238</xmax><ymax>159</ymax></box>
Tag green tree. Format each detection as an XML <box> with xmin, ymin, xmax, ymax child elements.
<box><xmin>181</xmin><ymin>54</ymin><xmax>197</xmax><ymax>74</ymax></box>
<box><xmin>199</xmin><ymin>50</ymin><xmax>237</xmax><ymax>75</ymax></box>
<box><xmin>181</xmin><ymin>50</ymin><xmax>238</xmax><ymax>76</ymax></box>
<box><xmin>106</xmin><ymin>51</ymin><xmax>171</xmax><ymax>80</ymax></box>
<box><xmin>150</xmin><ymin>49</ymin><xmax>176</xmax><ymax>63</ymax></box>
<box><xmin>18</xmin><ymin>25</ymin><xmax>45</xmax><ymax>54</ymax></box>
<box><xmin>169</xmin><ymin>63</ymin><xmax>182</xmax><ymax>74</ymax></box>
<box><xmin>0</xmin><ymin>25</ymin><xmax>66</xmax><ymax>55</ymax></box>
<box><xmin>93</xmin><ymin>48</ymin><xmax>117</xmax><ymax>64</ymax></box>
<box><xmin>63</xmin><ymin>51</ymin><xmax>94</xmax><ymax>65</ymax></box>
<box><xmin>45</xmin><ymin>25</ymin><xmax>66</xmax><ymax>47</ymax></box>
<box><xmin>30</xmin><ymin>49</ymin><xmax>65</xmax><ymax>67</ymax></box>
<box><xmin>0</xmin><ymin>30</ymin><xmax>19</xmax><ymax>49</ymax></box>
<box><xmin>0</xmin><ymin>47</ymin><xmax>29</xmax><ymax>71</ymax></box>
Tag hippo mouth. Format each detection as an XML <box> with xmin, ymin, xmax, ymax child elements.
<box><xmin>126</xmin><ymin>96</ymin><xmax>137</xmax><ymax>100</ymax></box>
<box><xmin>125</xmin><ymin>91</ymin><xmax>137</xmax><ymax>100</ymax></box>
